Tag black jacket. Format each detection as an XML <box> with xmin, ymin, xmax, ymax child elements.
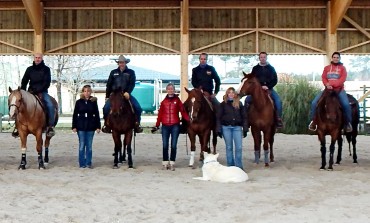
<box><xmin>72</xmin><ymin>96</ymin><xmax>101</xmax><ymax>131</ymax></box>
<box><xmin>217</xmin><ymin>100</ymin><xmax>247</xmax><ymax>132</ymax></box>
<box><xmin>251</xmin><ymin>63</ymin><xmax>277</xmax><ymax>89</ymax></box>
<box><xmin>191</xmin><ymin>64</ymin><xmax>221</xmax><ymax>95</ymax></box>
<box><xmin>21</xmin><ymin>61</ymin><xmax>51</xmax><ymax>94</ymax></box>
<box><xmin>105</xmin><ymin>66</ymin><xmax>136</xmax><ymax>98</ymax></box>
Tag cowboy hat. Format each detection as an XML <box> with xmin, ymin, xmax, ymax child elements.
<box><xmin>115</xmin><ymin>55</ymin><xmax>130</xmax><ymax>63</ymax></box>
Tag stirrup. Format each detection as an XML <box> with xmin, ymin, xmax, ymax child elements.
<box><xmin>276</xmin><ymin>118</ymin><xmax>283</xmax><ymax>128</ymax></box>
<box><xmin>12</xmin><ymin>129</ymin><xmax>19</xmax><ymax>138</ymax></box>
<box><xmin>308</xmin><ymin>121</ymin><xmax>317</xmax><ymax>131</ymax></box>
<box><xmin>46</xmin><ymin>127</ymin><xmax>55</xmax><ymax>137</ymax></box>
<box><xmin>134</xmin><ymin>124</ymin><xmax>143</xmax><ymax>133</ymax></box>
<box><xmin>345</xmin><ymin>123</ymin><xmax>353</xmax><ymax>133</ymax></box>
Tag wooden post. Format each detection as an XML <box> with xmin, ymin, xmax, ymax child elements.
<box><xmin>180</xmin><ymin>0</ymin><xmax>189</xmax><ymax>101</ymax></box>
<box><xmin>326</xmin><ymin>0</ymin><xmax>337</xmax><ymax>63</ymax></box>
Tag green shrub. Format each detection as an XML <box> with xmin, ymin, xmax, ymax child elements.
<box><xmin>276</xmin><ymin>76</ymin><xmax>321</xmax><ymax>134</ymax></box>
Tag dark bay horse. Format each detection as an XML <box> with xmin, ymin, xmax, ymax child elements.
<box><xmin>335</xmin><ymin>93</ymin><xmax>359</xmax><ymax>165</ymax></box>
<box><xmin>8</xmin><ymin>87</ymin><xmax>58</xmax><ymax>169</ymax></box>
<box><xmin>238</xmin><ymin>72</ymin><xmax>276</xmax><ymax>167</ymax></box>
<box><xmin>314</xmin><ymin>89</ymin><xmax>344</xmax><ymax>170</ymax></box>
<box><xmin>183</xmin><ymin>88</ymin><xmax>217</xmax><ymax>167</ymax></box>
<box><xmin>107</xmin><ymin>91</ymin><xmax>135</xmax><ymax>169</ymax></box>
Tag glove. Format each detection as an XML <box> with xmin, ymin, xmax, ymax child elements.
<box><xmin>123</xmin><ymin>92</ymin><xmax>130</xmax><ymax>100</ymax></box>
<box><xmin>151</xmin><ymin>126</ymin><xmax>159</xmax><ymax>133</ymax></box>
<box><xmin>217</xmin><ymin>132</ymin><xmax>222</xmax><ymax>138</ymax></box>
<box><xmin>243</xmin><ymin>131</ymin><xmax>248</xmax><ymax>138</ymax></box>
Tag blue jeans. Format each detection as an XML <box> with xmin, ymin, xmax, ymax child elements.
<box><xmin>244</xmin><ymin>89</ymin><xmax>282</xmax><ymax>117</ymax></box>
<box><xmin>42</xmin><ymin>92</ymin><xmax>55</xmax><ymax>126</ymax></box>
<box><xmin>77</xmin><ymin>131</ymin><xmax>95</xmax><ymax>167</ymax></box>
<box><xmin>310</xmin><ymin>90</ymin><xmax>352</xmax><ymax>123</ymax></box>
<box><xmin>222</xmin><ymin>125</ymin><xmax>243</xmax><ymax>169</ymax></box>
<box><xmin>103</xmin><ymin>95</ymin><xmax>142</xmax><ymax>122</ymax></box>
<box><xmin>161</xmin><ymin>124</ymin><xmax>180</xmax><ymax>162</ymax></box>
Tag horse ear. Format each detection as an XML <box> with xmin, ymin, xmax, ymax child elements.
<box><xmin>184</xmin><ymin>87</ymin><xmax>190</xmax><ymax>93</ymax></box>
<box><xmin>9</xmin><ymin>87</ymin><xmax>12</xmax><ymax>93</ymax></box>
<box><xmin>17</xmin><ymin>86</ymin><xmax>21</xmax><ymax>91</ymax></box>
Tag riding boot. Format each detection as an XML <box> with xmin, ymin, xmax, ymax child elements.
<box><xmin>345</xmin><ymin>122</ymin><xmax>353</xmax><ymax>132</ymax></box>
<box><xmin>12</xmin><ymin>128</ymin><xmax>19</xmax><ymax>138</ymax></box>
<box><xmin>102</xmin><ymin>118</ymin><xmax>111</xmax><ymax>133</ymax></box>
<box><xmin>308</xmin><ymin>120</ymin><xmax>317</xmax><ymax>131</ymax></box>
<box><xmin>276</xmin><ymin>116</ymin><xmax>283</xmax><ymax>129</ymax></box>
<box><xmin>46</xmin><ymin>126</ymin><xmax>55</xmax><ymax>137</ymax></box>
<box><xmin>134</xmin><ymin>115</ymin><xmax>143</xmax><ymax>133</ymax></box>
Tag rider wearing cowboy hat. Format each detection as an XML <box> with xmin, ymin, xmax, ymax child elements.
<box><xmin>102</xmin><ymin>55</ymin><xmax>143</xmax><ymax>133</ymax></box>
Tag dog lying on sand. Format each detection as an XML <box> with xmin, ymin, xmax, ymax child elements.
<box><xmin>193</xmin><ymin>153</ymin><xmax>248</xmax><ymax>183</ymax></box>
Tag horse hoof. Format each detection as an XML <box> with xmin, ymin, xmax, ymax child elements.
<box><xmin>327</xmin><ymin>168</ymin><xmax>333</xmax><ymax>171</ymax></box>
<box><xmin>334</xmin><ymin>162</ymin><xmax>340</xmax><ymax>166</ymax></box>
<box><xmin>18</xmin><ymin>165</ymin><xmax>26</xmax><ymax>170</ymax></box>
<box><xmin>319</xmin><ymin>167</ymin><xmax>326</xmax><ymax>171</ymax></box>
<box><xmin>113</xmin><ymin>164</ymin><xmax>119</xmax><ymax>169</ymax></box>
<box><xmin>128</xmin><ymin>165</ymin><xmax>133</xmax><ymax>168</ymax></box>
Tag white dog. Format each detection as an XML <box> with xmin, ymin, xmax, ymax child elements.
<box><xmin>193</xmin><ymin>153</ymin><xmax>248</xmax><ymax>183</ymax></box>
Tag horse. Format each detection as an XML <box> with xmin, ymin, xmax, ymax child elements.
<box><xmin>335</xmin><ymin>93</ymin><xmax>359</xmax><ymax>165</ymax></box>
<box><xmin>314</xmin><ymin>89</ymin><xmax>346</xmax><ymax>170</ymax></box>
<box><xmin>8</xmin><ymin>87</ymin><xmax>58</xmax><ymax>169</ymax></box>
<box><xmin>183</xmin><ymin>87</ymin><xmax>217</xmax><ymax>167</ymax></box>
<box><xmin>107</xmin><ymin>90</ymin><xmax>135</xmax><ymax>169</ymax></box>
<box><xmin>237</xmin><ymin>72</ymin><xmax>276</xmax><ymax>167</ymax></box>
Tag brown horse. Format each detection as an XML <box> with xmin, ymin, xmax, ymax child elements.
<box><xmin>8</xmin><ymin>87</ymin><xmax>58</xmax><ymax>169</ymax></box>
<box><xmin>335</xmin><ymin>93</ymin><xmax>359</xmax><ymax>165</ymax></box>
<box><xmin>238</xmin><ymin>72</ymin><xmax>276</xmax><ymax>167</ymax></box>
<box><xmin>314</xmin><ymin>89</ymin><xmax>345</xmax><ymax>170</ymax></box>
<box><xmin>107</xmin><ymin>91</ymin><xmax>135</xmax><ymax>169</ymax></box>
<box><xmin>183</xmin><ymin>88</ymin><xmax>217</xmax><ymax>167</ymax></box>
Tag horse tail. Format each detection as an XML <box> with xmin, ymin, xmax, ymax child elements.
<box><xmin>212</xmin><ymin>129</ymin><xmax>217</xmax><ymax>154</ymax></box>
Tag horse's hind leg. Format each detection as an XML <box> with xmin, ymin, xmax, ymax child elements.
<box><xmin>124</xmin><ymin>133</ymin><xmax>134</xmax><ymax>168</ymax></box>
<box><xmin>319</xmin><ymin>135</ymin><xmax>327</xmax><ymax>170</ymax></box>
<box><xmin>328</xmin><ymin>141</ymin><xmax>336</xmax><ymax>170</ymax></box>
<box><xmin>112</xmin><ymin>133</ymin><xmax>122</xmax><ymax>169</ymax></box>
<box><xmin>36</xmin><ymin>132</ymin><xmax>45</xmax><ymax>169</ymax></box>
<box><xmin>44</xmin><ymin>136</ymin><xmax>51</xmax><ymax>164</ymax></box>
<box><xmin>352</xmin><ymin>134</ymin><xmax>358</xmax><ymax>163</ymax></box>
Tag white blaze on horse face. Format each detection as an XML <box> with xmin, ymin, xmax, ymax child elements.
<box><xmin>190</xmin><ymin>97</ymin><xmax>195</xmax><ymax>120</ymax></box>
<box><xmin>9</xmin><ymin>96</ymin><xmax>17</xmax><ymax>118</ymax></box>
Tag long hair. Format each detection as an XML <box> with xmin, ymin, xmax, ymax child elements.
<box><xmin>223</xmin><ymin>87</ymin><xmax>240</xmax><ymax>109</ymax></box>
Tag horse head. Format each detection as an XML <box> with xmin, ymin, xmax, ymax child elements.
<box><xmin>8</xmin><ymin>86</ymin><xmax>23</xmax><ymax>120</ymax></box>
<box><xmin>237</xmin><ymin>72</ymin><xmax>258</xmax><ymax>97</ymax></box>
<box><xmin>109</xmin><ymin>91</ymin><xmax>126</xmax><ymax>117</ymax></box>
<box><xmin>319</xmin><ymin>89</ymin><xmax>342</xmax><ymax>122</ymax></box>
<box><xmin>184</xmin><ymin>87</ymin><xmax>204</xmax><ymax>122</ymax></box>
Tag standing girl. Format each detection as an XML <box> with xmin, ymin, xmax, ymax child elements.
<box><xmin>72</xmin><ymin>85</ymin><xmax>101</xmax><ymax>168</ymax></box>
<box><xmin>152</xmin><ymin>83</ymin><xmax>190</xmax><ymax>171</ymax></box>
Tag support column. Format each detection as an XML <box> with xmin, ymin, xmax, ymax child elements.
<box><xmin>326</xmin><ymin>0</ymin><xmax>337</xmax><ymax>63</ymax></box>
<box><xmin>180</xmin><ymin>0</ymin><xmax>189</xmax><ymax>101</ymax></box>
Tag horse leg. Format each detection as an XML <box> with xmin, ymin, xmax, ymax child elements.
<box><xmin>263</xmin><ymin>130</ymin><xmax>272</xmax><ymax>167</ymax></box>
<box><xmin>44</xmin><ymin>136</ymin><xmax>51</xmax><ymax>164</ymax></box>
<box><xmin>252</xmin><ymin>129</ymin><xmax>261</xmax><ymax>164</ymax></box>
<box><xmin>36</xmin><ymin>131</ymin><xmax>45</xmax><ymax>169</ymax></box>
<box><xmin>212</xmin><ymin>130</ymin><xmax>217</xmax><ymax>155</ymax></box>
<box><xmin>119</xmin><ymin>140</ymin><xmax>126</xmax><ymax>163</ymax></box>
<box><xmin>319</xmin><ymin>134</ymin><xmax>326</xmax><ymax>170</ymax></box>
<box><xmin>269</xmin><ymin>127</ymin><xmax>275</xmax><ymax>163</ymax></box>
<box><xmin>335</xmin><ymin>135</ymin><xmax>343</xmax><ymax>165</ymax></box>
<box><xmin>352</xmin><ymin>133</ymin><xmax>358</xmax><ymax>164</ymax></box>
<box><xmin>328</xmin><ymin>140</ymin><xmax>336</xmax><ymax>171</ymax></box>
<box><xmin>18</xmin><ymin>133</ymin><xmax>28</xmax><ymax>170</ymax></box>
<box><xmin>188</xmin><ymin>132</ymin><xmax>196</xmax><ymax>167</ymax></box>
<box><xmin>112</xmin><ymin>132</ymin><xmax>122</xmax><ymax>169</ymax></box>
<box><xmin>124</xmin><ymin>132</ymin><xmax>134</xmax><ymax>168</ymax></box>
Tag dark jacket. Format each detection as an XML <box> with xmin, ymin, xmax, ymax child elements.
<box><xmin>251</xmin><ymin>63</ymin><xmax>277</xmax><ymax>89</ymax></box>
<box><xmin>21</xmin><ymin>61</ymin><xmax>51</xmax><ymax>94</ymax></box>
<box><xmin>156</xmin><ymin>94</ymin><xmax>190</xmax><ymax>127</ymax></box>
<box><xmin>217</xmin><ymin>100</ymin><xmax>247</xmax><ymax>132</ymax></box>
<box><xmin>191</xmin><ymin>64</ymin><xmax>221</xmax><ymax>95</ymax></box>
<box><xmin>105</xmin><ymin>66</ymin><xmax>136</xmax><ymax>98</ymax></box>
<box><xmin>72</xmin><ymin>96</ymin><xmax>101</xmax><ymax>131</ymax></box>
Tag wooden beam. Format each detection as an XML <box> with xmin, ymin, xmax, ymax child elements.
<box><xmin>22</xmin><ymin>0</ymin><xmax>43</xmax><ymax>35</ymax></box>
<box><xmin>343</xmin><ymin>15</ymin><xmax>370</xmax><ymax>39</ymax></box>
<box><xmin>326</xmin><ymin>1</ymin><xmax>336</xmax><ymax>63</ymax></box>
<box><xmin>330</xmin><ymin>0</ymin><xmax>352</xmax><ymax>34</ymax></box>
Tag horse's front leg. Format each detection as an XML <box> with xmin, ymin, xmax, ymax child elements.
<box><xmin>262</xmin><ymin>130</ymin><xmax>272</xmax><ymax>167</ymax></box>
<box><xmin>44</xmin><ymin>136</ymin><xmax>51</xmax><ymax>164</ymax></box>
<box><xmin>352</xmin><ymin>133</ymin><xmax>358</xmax><ymax>164</ymax></box>
<box><xmin>212</xmin><ymin>129</ymin><xmax>217</xmax><ymax>155</ymax></box>
<box><xmin>119</xmin><ymin>140</ymin><xmax>126</xmax><ymax>163</ymax></box>
<box><xmin>188</xmin><ymin>131</ymin><xmax>196</xmax><ymax>167</ymax></box>
<box><xmin>328</xmin><ymin>140</ymin><xmax>336</xmax><ymax>171</ymax></box>
<box><xmin>112</xmin><ymin>132</ymin><xmax>122</xmax><ymax>169</ymax></box>
<box><xmin>318</xmin><ymin>133</ymin><xmax>326</xmax><ymax>170</ymax></box>
<box><xmin>36</xmin><ymin>131</ymin><xmax>45</xmax><ymax>169</ymax></box>
<box><xmin>335</xmin><ymin>135</ymin><xmax>343</xmax><ymax>165</ymax></box>
<box><xmin>269</xmin><ymin>126</ymin><xmax>275</xmax><ymax>163</ymax></box>
<box><xmin>124</xmin><ymin>132</ymin><xmax>134</xmax><ymax>168</ymax></box>
<box><xmin>18</xmin><ymin>132</ymin><xmax>28</xmax><ymax>170</ymax></box>
<box><xmin>251</xmin><ymin>128</ymin><xmax>262</xmax><ymax>164</ymax></box>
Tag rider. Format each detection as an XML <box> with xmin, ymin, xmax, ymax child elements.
<box><xmin>191</xmin><ymin>52</ymin><xmax>221</xmax><ymax>113</ymax></box>
<box><xmin>17</xmin><ymin>53</ymin><xmax>55</xmax><ymax>137</ymax></box>
<box><xmin>102</xmin><ymin>55</ymin><xmax>143</xmax><ymax>133</ymax></box>
<box><xmin>244</xmin><ymin>52</ymin><xmax>283</xmax><ymax>128</ymax></box>
<box><xmin>308</xmin><ymin>51</ymin><xmax>352</xmax><ymax>132</ymax></box>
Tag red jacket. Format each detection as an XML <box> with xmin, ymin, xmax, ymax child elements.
<box><xmin>156</xmin><ymin>94</ymin><xmax>189</xmax><ymax>127</ymax></box>
<box><xmin>322</xmin><ymin>62</ymin><xmax>347</xmax><ymax>91</ymax></box>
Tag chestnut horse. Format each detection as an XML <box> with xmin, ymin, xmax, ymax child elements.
<box><xmin>314</xmin><ymin>88</ymin><xmax>348</xmax><ymax>170</ymax></box>
<box><xmin>334</xmin><ymin>93</ymin><xmax>359</xmax><ymax>166</ymax></box>
<box><xmin>183</xmin><ymin>88</ymin><xmax>217</xmax><ymax>167</ymax></box>
<box><xmin>107</xmin><ymin>91</ymin><xmax>135</xmax><ymax>169</ymax></box>
<box><xmin>8</xmin><ymin>87</ymin><xmax>58</xmax><ymax>169</ymax></box>
<box><xmin>238</xmin><ymin>72</ymin><xmax>276</xmax><ymax>167</ymax></box>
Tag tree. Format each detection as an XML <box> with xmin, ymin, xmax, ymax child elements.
<box><xmin>348</xmin><ymin>56</ymin><xmax>370</xmax><ymax>81</ymax></box>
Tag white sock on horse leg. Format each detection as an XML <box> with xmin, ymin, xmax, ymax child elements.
<box><xmin>189</xmin><ymin>151</ymin><xmax>195</xmax><ymax>166</ymax></box>
<box><xmin>21</xmin><ymin>147</ymin><xmax>27</xmax><ymax>154</ymax></box>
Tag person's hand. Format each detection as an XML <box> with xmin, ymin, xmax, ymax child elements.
<box><xmin>243</xmin><ymin>131</ymin><xmax>248</xmax><ymax>138</ymax></box>
<box><xmin>151</xmin><ymin>126</ymin><xmax>159</xmax><ymax>133</ymax></box>
<box><xmin>326</xmin><ymin>85</ymin><xmax>333</xmax><ymax>90</ymax></box>
<box><xmin>123</xmin><ymin>92</ymin><xmax>130</xmax><ymax>100</ymax></box>
<box><xmin>262</xmin><ymin>86</ymin><xmax>269</xmax><ymax>90</ymax></box>
<box><xmin>96</xmin><ymin>129</ymin><xmax>101</xmax><ymax>134</ymax></box>
<box><xmin>72</xmin><ymin>128</ymin><xmax>77</xmax><ymax>133</ymax></box>
<box><xmin>217</xmin><ymin>132</ymin><xmax>223</xmax><ymax>138</ymax></box>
